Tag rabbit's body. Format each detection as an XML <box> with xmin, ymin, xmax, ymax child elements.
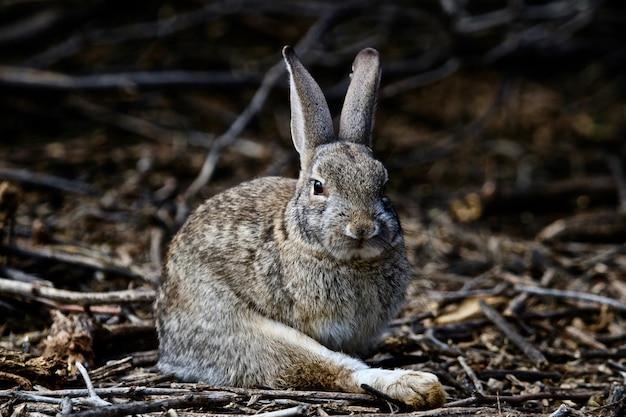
<box><xmin>156</xmin><ymin>47</ymin><xmax>445</xmax><ymax>408</ymax></box>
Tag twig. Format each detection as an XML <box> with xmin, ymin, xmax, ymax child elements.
<box><xmin>477</xmin><ymin>369</ymin><xmax>561</xmax><ymax>381</ymax></box>
<box><xmin>578</xmin><ymin>348</ymin><xmax>626</xmax><ymax>360</ymax></box>
<box><xmin>56</xmin><ymin>396</ymin><xmax>73</xmax><ymax>417</ymax></box>
<box><xmin>564</xmin><ymin>325</ymin><xmax>607</xmax><ymax>350</ymax></box>
<box><xmin>515</xmin><ymin>284</ymin><xmax>626</xmax><ymax>313</ymax></box>
<box><xmin>255</xmin><ymin>405</ymin><xmax>309</xmax><ymax>417</ymax></box>
<box><xmin>479</xmin><ymin>300</ymin><xmax>548</xmax><ymax>368</ymax></box>
<box><xmin>183</xmin><ymin>5</ymin><xmax>349</xmax><ymax>200</ymax></box>
<box><xmin>75</xmin><ymin>361</ymin><xmax>110</xmax><ymax>407</ymax></box>
<box><xmin>380</xmin><ymin>58</ymin><xmax>460</xmax><ymax>98</ymax></box>
<box><xmin>420</xmin><ymin>329</ymin><xmax>464</xmax><ymax>356</ymax></box>
<box><xmin>457</xmin><ymin>356</ymin><xmax>484</xmax><ymax>395</ymax></box>
<box><xmin>3</xmin><ymin>243</ymin><xmax>155</xmax><ymax>282</ymax></box>
<box><xmin>0</xmin><ymin>66</ymin><xmax>260</xmax><ymax>91</ymax></box>
<box><xmin>427</xmin><ymin>283</ymin><xmax>507</xmax><ymax>301</ymax></box>
<box><xmin>0</xmin><ymin>385</ymin><xmax>375</xmax><ymax>403</ymax></box>
<box><xmin>0</xmin><ymin>167</ymin><xmax>100</xmax><ymax>196</ymax></box>
<box><xmin>355</xmin><ymin>407</ymin><xmax>532</xmax><ymax>416</ymax></box>
<box><xmin>548</xmin><ymin>403</ymin><xmax>586</xmax><ymax>417</ymax></box>
<box><xmin>0</xmin><ymin>7</ymin><xmax>68</xmax><ymax>46</ymax></box>
<box><xmin>15</xmin><ymin>391</ymin><xmax>65</xmax><ymax>404</ymax></box>
<box><xmin>0</xmin><ymin>277</ymin><xmax>155</xmax><ymax>305</ymax></box>
<box><xmin>65</xmin><ymin>393</ymin><xmax>237</xmax><ymax>417</ymax></box>
<box><xmin>444</xmin><ymin>390</ymin><xmax>598</xmax><ymax>408</ymax></box>
<box><xmin>23</xmin><ymin>0</ymin><xmax>244</xmax><ymax>68</ymax></box>
<box><xmin>0</xmin><ymin>265</ymin><xmax>51</xmax><ymax>284</ymax></box>
<box><xmin>360</xmin><ymin>383</ymin><xmax>403</xmax><ymax>410</ymax></box>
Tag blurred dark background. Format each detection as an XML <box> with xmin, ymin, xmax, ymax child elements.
<box><xmin>1</xmin><ymin>0</ymin><xmax>626</xmax><ymax>256</ymax></box>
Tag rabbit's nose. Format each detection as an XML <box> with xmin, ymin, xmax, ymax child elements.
<box><xmin>345</xmin><ymin>216</ymin><xmax>379</xmax><ymax>240</ymax></box>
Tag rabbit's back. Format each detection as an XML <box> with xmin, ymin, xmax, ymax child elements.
<box><xmin>157</xmin><ymin>176</ymin><xmax>295</xmax><ymax>317</ymax></box>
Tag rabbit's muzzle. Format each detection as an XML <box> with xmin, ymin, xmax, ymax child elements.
<box><xmin>344</xmin><ymin>215</ymin><xmax>380</xmax><ymax>243</ymax></box>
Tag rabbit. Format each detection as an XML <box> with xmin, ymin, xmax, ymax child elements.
<box><xmin>154</xmin><ymin>46</ymin><xmax>445</xmax><ymax>409</ymax></box>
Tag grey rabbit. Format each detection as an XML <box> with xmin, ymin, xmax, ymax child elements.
<box><xmin>155</xmin><ymin>46</ymin><xmax>445</xmax><ymax>409</ymax></box>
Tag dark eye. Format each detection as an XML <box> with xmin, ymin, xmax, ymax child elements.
<box><xmin>313</xmin><ymin>180</ymin><xmax>324</xmax><ymax>196</ymax></box>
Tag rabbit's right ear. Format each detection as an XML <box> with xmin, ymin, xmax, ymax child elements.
<box><xmin>283</xmin><ymin>46</ymin><xmax>334</xmax><ymax>170</ymax></box>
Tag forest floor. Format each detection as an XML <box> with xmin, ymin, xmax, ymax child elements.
<box><xmin>0</xmin><ymin>1</ymin><xmax>625</xmax><ymax>416</ymax></box>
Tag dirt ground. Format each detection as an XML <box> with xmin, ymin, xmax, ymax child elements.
<box><xmin>1</xmin><ymin>1</ymin><xmax>625</xmax><ymax>416</ymax></box>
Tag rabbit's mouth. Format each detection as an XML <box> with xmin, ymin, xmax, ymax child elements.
<box><xmin>330</xmin><ymin>237</ymin><xmax>385</xmax><ymax>260</ymax></box>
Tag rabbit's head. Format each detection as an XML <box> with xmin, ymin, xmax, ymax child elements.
<box><xmin>283</xmin><ymin>47</ymin><xmax>403</xmax><ymax>261</ymax></box>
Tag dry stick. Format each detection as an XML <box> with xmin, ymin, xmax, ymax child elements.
<box><xmin>444</xmin><ymin>390</ymin><xmax>598</xmax><ymax>408</ymax></box>
<box><xmin>255</xmin><ymin>405</ymin><xmax>309</xmax><ymax>417</ymax></box>
<box><xmin>380</xmin><ymin>58</ymin><xmax>460</xmax><ymax>98</ymax></box>
<box><xmin>0</xmin><ymin>167</ymin><xmax>100</xmax><ymax>196</ymax></box>
<box><xmin>74</xmin><ymin>362</ymin><xmax>110</xmax><ymax>407</ymax></box>
<box><xmin>0</xmin><ymin>7</ymin><xmax>68</xmax><ymax>45</ymax></box>
<box><xmin>184</xmin><ymin>7</ymin><xmax>345</xmax><ymax>200</ymax></box>
<box><xmin>361</xmin><ymin>408</ymin><xmax>516</xmax><ymax>417</ymax></box>
<box><xmin>0</xmin><ymin>66</ymin><xmax>260</xmax><ymax>91</ymax></box>
<box><xmin>421</xmin><ymin>328</ymin><xmax>464</xmax><ymax>356</ymax></box>
<box><xmin>3</xmin><ymin>243</ymin><xmax>154</xmax><ymax>282</ymax></box>
<box><xmin>24</xmin><ymin>0</ymin><xmax>243</xmax><ymax>68</ymax></box>
<box><xmin>1</xmin><ymin>386</ymin><xmax>374</xmax><ymax>403</ymax></box>
<box><xmin>428</xmin><ymin>283</ymin><xmax>507</xmax><ymax>301</ymax></box>
<box><xmin>457</xmin><ymin>356</ymin><xmax>484</xmax><ymax>395</ymax></box>
<box><xmin>548</xmin><ymin>404</ymin><xmax>579</xmax><ymax>417</ymax></box>
<box><xmin>203</xmin><ymin>385</ymin><xmax>376</xmax><ymax>403</ymax></box>
<box><xmin>478</xmin><ymin>300</ymin><xmax>548</xmax><ymax>368</ymax></box>
<box><xmin>0</xmin><ymin>266</ymin><xmax>50</xmax><ymax>284</ymax></box>
<box><xmin>65</xmin><ymin>393</ymin><xmax>237</xmax><ymax>417</ymax></box>
<box><xmin>515</xmin><ymin>284</ymin><xmax>626</xmax><ymax>313</ymax></box>
<box><xmin>58</xmin><ymin>396</ymin><xmax>73</xmax><ymax>416</ymax></box>
<box><xmin>478</xmin><ymin>369</ymin><xmax>561</xmax><ymax>381</ymax></box>
<box><xmin>0</xmin><ymin>277</ymin><xmax>155</xmax><ymax>305</ymax></box>
<box><xmin>564</xmin><ymin>325</ymin><xmax>607</xmax><ymax>350</ymax></box>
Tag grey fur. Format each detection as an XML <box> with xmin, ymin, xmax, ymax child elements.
<box><xmin>155</xmin><ymin>47</ymin><xmax>445</xmax><ymax>409</ymax></box>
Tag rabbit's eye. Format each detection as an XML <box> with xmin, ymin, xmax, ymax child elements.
<box><xmin>312</xmin><ymin>180</ymin><xmax>325</xmax><ymax>196</ymax></box>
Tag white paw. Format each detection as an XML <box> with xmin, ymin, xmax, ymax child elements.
<box><xmin>354</xmin><ymin>368</ymin><xmax>445</xmax><ymax>408</ymax></box>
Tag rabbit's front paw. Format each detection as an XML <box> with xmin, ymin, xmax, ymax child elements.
<box><xmin>354</xmin><ymin>368</ymin><xmax>445</xmax><ymax>409</ymax></box>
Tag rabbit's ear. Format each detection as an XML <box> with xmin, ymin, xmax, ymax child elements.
<box><xmin>283</xmin><ymin>46</ymin><xmax>335</xmax><ymax>168</ymax></box>
<box><xmin>338</xmin><ymin>48</ymin><xmax>381</xmax><ymax>147</ymax></box>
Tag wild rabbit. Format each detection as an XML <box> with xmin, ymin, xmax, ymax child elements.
<box><xmin>155</xmin><ymin>46</ymin><xmax>445</xmax><ymax>409</ymax></box>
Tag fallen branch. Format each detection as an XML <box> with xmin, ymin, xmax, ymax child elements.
<box><xmin>457</xmin><ymin>356</ymin><xmax>484</xmax><ymax>395</ymax></box>
<box><xmin>66</xmin><ymin>393</ymin><xmax>238</xmax><ymax>417</ymax></box>
<box><xmin>23</xmin><ymin>0</ymin><xmax>244</xmax><ymax>68</ymax></box>
<box><xmin>0</xmin><ymin>277</ymin><xmax>155</xmax><ymax>305</ymax></box>
<box><xmin>444</xmin><ymin>389</ymin><xmax>599</xmax><ymax>408</ymax></box>
<box><xmin>3</xmin><ymin>243</ymin><xmax>155</xmax><ymax>282</ymax></box>
<box><xmin>479</xmin><ymin>300</ymin><xmax>548</xmax><ymax>368</ymax></box>
<box><xmin>0</xmin><ymin>66</ymin><xmax>261</xmax><ymax>91</ymax></box>
<box><xmin>0</xmin><ymin>167</ymin><xmax>100</xmax><ymax>196</ymax></box>
<box><xmin>515</xmin><ymin>284</ymin><xmax>626</xmax><ymax>313</ymax></box>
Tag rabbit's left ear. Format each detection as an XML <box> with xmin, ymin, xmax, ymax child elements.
<box><xmin>338</xmin><ymin>48</ymin><xmax>381</xmax><ymax>148</ymax></box>
<box><xmin>283</xmin><ymin>46</ymin><xmax>335</xmax><ymax>170</ymax></box>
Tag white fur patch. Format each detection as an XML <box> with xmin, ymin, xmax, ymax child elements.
<box><xmin>353</xmin><ymin>368</ymin><xmax>441</xmax><ymax>404</ymax></box>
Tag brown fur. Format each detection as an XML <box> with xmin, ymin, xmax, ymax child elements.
<box><xmin>155</xmin><ymin>47</ymin><xmax>445</xmax><ymax>409</ymax></box>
